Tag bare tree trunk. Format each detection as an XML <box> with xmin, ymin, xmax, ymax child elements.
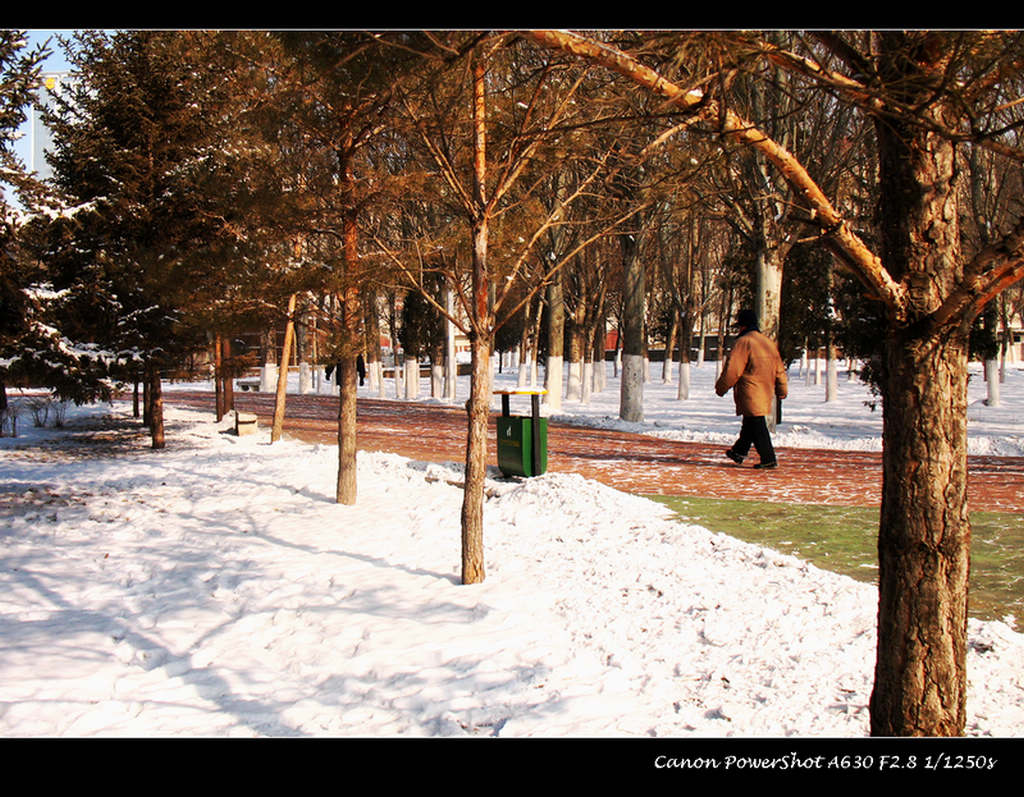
<box><xmin>363</xmin><ymin>291</ymin><xmax>383</xmax><ymax>395</ymax></box>
<box><xmin>213</xmin><ymin>332</ymin><xmax>224</xmax><ymax>422</ymax></box>
<box><xmin>869</xmin><ymin>58</ymin><xmax>970</xmax><ymax>734</ymax></box>
<box><xmin>619</xmin><ymin>231</ymin><xmax>645</xmax><ymax>422</ymax></box>
<box><xmin>677</xmin><ymin>308</ymin><xmax>691</xmax><ymax>400</ymax></box>
<box><xmin>461</xmin><ymin>328</ymin><xmax>491</xmax><ymax>585</ymax></box>
<box><xmin>756</xmin><ymin>247</ymin><xmax>783</xmax><ymax>433</ymax></box>
<box><xmin>404</xmin><ymin>355</ymin><xmax>420</xmax><ymax>399</ymax></box>
<box><xmin>431</xmin><ymin>337</ymin><xmax>445</xmax><ymax>398</ymax></box>
<box><xmin>871</xmin><ymin>328</ymin><xmax>971</xmax><ymax>736</ymax></box>
<box><xmin>260</xmin><ymin>328</ymin><xmax>277</xmax><ymax>393</ymax></box>
<box><xmin>566</xmin><ymin>308</ymin><xmax>585</xmax><ymax>402</ymax></box>
<box><xmin>336</xmin><ymin>211</ymin><xmax>362</xmax><ymax>506</ymax></box>
<box><xmin>336</xmin><ymin>353</ymin><xmax>358</xmax><ymax>504</ymax></box>
<box><xmin>517</xmin><ymin>296</ymin><xmax>534</xmax><ymax>388</ymax></box>
<box><xmin>662</xmin><ymin>313</ymin><xmax>677</xmax><ymax>383</ymax></box>
<box><xmin>754</xmin><ymin>239</ymin><xmax>785</xmax><ymax>346</ymax></box>
<box><xmin>593</xmin><ymin>315</ymin><xmax>607</xmax><ymax>393</ymax></box>
<box><xmin>222</xmin><ymin>335</ymin><xmax>234</xmax><ymax>414</ymax></box>
<box><xmin>271</xmin><ymin>293</ymin><xmax>297</xmax><ymax>444</ymax></box>
<box><xmin>445</xmin><ymin>286</ymin><xmax>458</xmax><ymax>400</ymax></box>
<box><xmin>716</xmin><ymin>283</ymin><xmax>733</xmax><ymax>379</ymax></box>
<box><xmin>826</xmin><ymin>337</ymin><xmax>838</xmax><ymax>402</ymax></box>
<box><xmin>544</xmin><ymin>271</ymin><xmax>564</xmax><ymax>411</ymax></box>
<box><xmin>461</xmin><ymin>51</ymin><xmax>492</xmax><ymax>585</ymax></box>
<box><xmin>148</xmin><ymin>362</ymin><xmax>165</xmax><ymax>450</ymax></box>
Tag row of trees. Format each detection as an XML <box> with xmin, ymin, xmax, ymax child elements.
<box><xmin>4</xmin><ymin>29</ymin><xmax>1024</xmax><ymax>736</ymax></box>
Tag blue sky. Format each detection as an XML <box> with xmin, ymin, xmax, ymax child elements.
<box><xmin>23</xmin><ymin>29</ymin><xmax>73</xmax><ymax>71</ymax></box>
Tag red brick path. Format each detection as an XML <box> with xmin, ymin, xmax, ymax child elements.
<box><xmin>166</xmin><ymin>391</ymin><xmax>1024</xmax><ymax>513</ymax></box>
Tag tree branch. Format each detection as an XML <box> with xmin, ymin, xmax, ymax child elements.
<box><xmin>526</xmin><ymin>29</ymin><xmax>908</xmax><ymax>320</ymax></box>
<box><xmin>932</xmin><ymin>216</ymin><xmax>1024</xmax><ymax>329</ymax></box>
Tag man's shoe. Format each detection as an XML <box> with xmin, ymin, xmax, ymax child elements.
<box><xmin>754</xmin><ymin>461</ymin><xmax>778</xmax><ymax>470</ymax></box>
<box><xmin>725</xmin><ymin>449</ymin><xmax>744</xmax><ymax>464</ymax></box>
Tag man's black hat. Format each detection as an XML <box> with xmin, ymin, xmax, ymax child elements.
<box><xmin>736</xmin><ymin>309</ymin><xmax>759</xmax><ymax>330</ymax></box>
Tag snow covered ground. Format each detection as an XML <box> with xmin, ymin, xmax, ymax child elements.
<box><xmin>1</xmin><ymin>358</ymin><xmax>1022</xmax><ymax>738</ymax></box>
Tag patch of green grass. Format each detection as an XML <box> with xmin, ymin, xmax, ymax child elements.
<box><xmin>647</xmin><ymin>495</ymin><xmax>1024</xmax><ymax>624</ymax></box>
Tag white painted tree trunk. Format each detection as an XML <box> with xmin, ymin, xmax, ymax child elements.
<box><xmin>431</xmin><ymin>363</ymin><xmax>443</xmax><ymax>398</ymax></box>
<box><xmin>404</xmin><ymin>356</ymin><xmax>419</xmax><ymax>400</ymax></box>
<box><xmin>299</xmin><ymin>361</ymin><xmax>313</xmax><ymax>394</ymax></box>
<box><xmin>619</xmin><ymin>353</ymin><xmax>644</xmax><ymax>422</ymax></box>
<box><xmin>826</xmin><ymin>356</ymin><xmax>838</xmax><ymax>402</ymax></box>
<box><xmin>260</xmin><ymin>363</ymin><xmax>277</xmax><ymax>393</ymax></box>
<box><xmin>756</xmin><ymin>250</ymin><xmax>783</xmax><ymax>344</ymax></box>
<box><xmin>367</xmin><ymin>357</ymin><xmax>378</xmax><ymax>392</ymax></box>
<box><xmin>517</xmin><ymin>355</ymin><xmax>529</xmax><ymax>387</ymax></box>
<box><xmin>445</xmin><ymin>290</ymin><xmax>457</xmax><ymax>401</ymax></box>
<box><xmin>567</xmin><ymin>359</ymin><xmax>583</xmax><ymax>402</ymax></box>
<box><xmin>985</xmin><ymin>359</ymin><xmax>1000</xmax><ymax>406</ymax></box>
<box><xmin>677</xmin><ymin>358</ymin><xmax>690</xmax><ymax>400</ymax></box>
<box><xmin>544</xmin><ymin>355</ymin><xmax>563</xmax><ymax>411</ymax></box>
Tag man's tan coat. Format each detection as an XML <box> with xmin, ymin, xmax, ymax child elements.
<box><xmin>715</xmin><ymin>330</ymin><xmax>789</xmax><ymax>417</ymax></box>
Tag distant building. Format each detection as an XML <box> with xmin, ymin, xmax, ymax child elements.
<box><xmin>29</xmin><ymin>71</ymin><xmax>72</xmax><ymax>181</ymax></box>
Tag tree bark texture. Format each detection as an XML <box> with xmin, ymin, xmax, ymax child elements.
<box><xmin>544</xmin><ymin>274</ymin><xmax>565</xmax><ymax>411</ymax></box>
<box><xmin>336</xmin><ymin>211</ymin><xmax>362</xmax><ymax>505</ymax></box>
<box><xmin>461</xmin><ymin>331</ymin><xmax>491</xmax><ymax>585</ymax></box>
<box><xmin>461</xmin><ymin>50</ymin><xmax>491</xmax><ymax>586</ymax></box>
<box><xmin>619</xmin><ymin>231</ymin><xmax>645</xmax><ymax>422</ymax></box>
<box><xmin>869</xmin><ymin>43</ymin><xmax>970</xmax><ymax>734</ymax></box>
<box><xmin>871</xmin><ymin>328</ymin><xmax>971</xmax><ymax>736</ymax></box>
<box><xmin>148</xmin><ymin>362</ymin><xmax>165</xmax><ymax>450</ymax></box>
<box><xmin>213</xmin><ymin>332</ymin><xmax>224</xmax><ymax>422</ymax></box>
<box><xmin>336</xmin><ymin>354</ymin><xmax>358</xmax><ymax>504</ymax></box>
<box><xmin>221</xmin><ymin>335</ymin><xmax>234</xmax><ymax>414</ymax></box>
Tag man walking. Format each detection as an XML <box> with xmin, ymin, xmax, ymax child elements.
<box><xmin>715</xmin><ymin>309</ymin><xmax>788</xmax><ymax>469</ymax></box>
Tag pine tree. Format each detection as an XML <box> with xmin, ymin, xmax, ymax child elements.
<box><xmin>44</xmin><ymin>31</ymin><xmax>277</xmax><ymax>446</ymax></box>
<box><xmin>0</xmin><ymin>32</ymin><xmax>121</xmax><ymax>412</ymax></box>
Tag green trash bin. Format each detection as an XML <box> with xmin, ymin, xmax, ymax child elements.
<box><xmin>494</xmin><ymin>389</ymin><xmax>548</xmax><ymax>477</ymax></box>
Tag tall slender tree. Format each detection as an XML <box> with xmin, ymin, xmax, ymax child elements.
<box><xmin>387</xmin><ymin>32</ymin><xmax>632</xmax><ymax>582</ymax></box>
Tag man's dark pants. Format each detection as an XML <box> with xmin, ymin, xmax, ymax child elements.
<box><xmin>731</xmin><ymin>415</ymin><xmax>777</xmax><ymax>465</ymax></box>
